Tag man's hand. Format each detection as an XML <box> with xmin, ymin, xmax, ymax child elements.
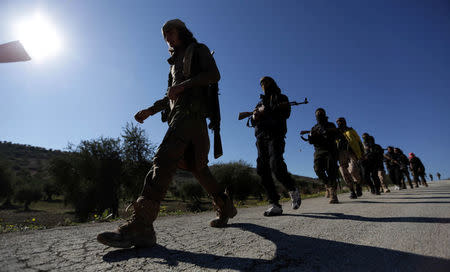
<box><xmin>134</xmin><ymin>107</ymin><xmax>157</xmax><ymax>124</ymax></box>
<box><xmin>168</xmin><ymin>84</ymin><xmax>185</xmax><ymax>100</ymax></box>
<box><xmin>252</xmin><ymin>105</ymin><xmax>265</xmax><ymax>121</ymax></box>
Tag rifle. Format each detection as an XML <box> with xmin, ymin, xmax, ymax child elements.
<box><xmin>300</xmin><ymin>130</ymin><xmax>310</xmax><ymax>142</ymax></box>
<box><xmin>207</xmin><ymin>51</ymin><xmax>223</xmax><ymax>159</ymax></box>
<box><xmin>238</xmin><ymin>97</ymin><xmax>308</xmax><ymax>120</ymax></box>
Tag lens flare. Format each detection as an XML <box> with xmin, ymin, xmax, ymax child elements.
<box><xmin>13</xmin><ymin>12</ymin><xmax>62</xmax><ymax>61</ymax></box>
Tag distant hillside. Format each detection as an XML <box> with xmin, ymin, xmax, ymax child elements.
<box><xmin>0</xmin><ymin>141</ymin><xmax>64</xmax><ymax>181</ymax></box>
<box><xmin>0</xmin><ymin>141</ymin><xmax>317</xmax><ymax>186</ymax></box>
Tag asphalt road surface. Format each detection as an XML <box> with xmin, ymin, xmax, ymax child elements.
<box><xmin>1</xmin><ymin>180</ymin><xmax>450</xmax><ymax>272</ymax></box>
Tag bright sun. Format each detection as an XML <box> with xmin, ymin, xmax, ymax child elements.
<box><xmin>14</xmin><ymin>13</ymin><xmax>62</xmax><ymax>61</ymax></box>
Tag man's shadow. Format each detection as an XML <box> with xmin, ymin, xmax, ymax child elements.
<box><xmin>102</xmin><ymin>223</ymin><xmax>450</xmax><ymax>271</ymax></box>
<box><xmin>293</xmin><ymin>212</ymin><xmax>450</xmax><ymax>223</ymax></box>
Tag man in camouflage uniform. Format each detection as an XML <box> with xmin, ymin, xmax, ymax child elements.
<box><xmin>97</xmin><ymin>19</ymin><xmax>236</xmax><ymax>248</ymax></box>
<box><xmin>360</xmin><ymin>134</ymin><xmax>382</xmax><ymax>195</ymax></box>
<box><xmin>409</xmin><ymin>152</ymin><xmax>428</xmax><ymax>187</ymax></box>
<box><xmin>394</xmin><ymin>147</ymin><xmax>413</xmax><ymax>189</ymax></box>
<box><xmin>429</xmin><ymin>174</ymin><xmax>433</xmax><ymax>181</ymax></box>
<box><xmin>250</xmin><ymin>76</ymin><xmax>301</xmax><ymax>216</ymax></box>
<box><xmin>384</xmin><ymin>146</ymin><xmax>403</xmax><ymax>190</ymax></box>
<box><xmin>303</xmin><ymin>108</ymin><xmax>339</xmax><ymax>204</ymax></box>
<box><xmin>335</xmin><ymin>117</ymin><xmax>364</xmax><ymax>199</ymax></box>
<box><xmin>437</xmin><ymin>172</ymin><xmax>441</xmax><ymax>180</ymax></box>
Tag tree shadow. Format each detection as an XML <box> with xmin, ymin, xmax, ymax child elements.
<box><xmin>102</xmin><ymin>223</ymin><xmax>450</xmax><ymax>271</ymax></box>
<box><xmin>14</xmin><ymin>208</ymin><xmax>44</xmax><ymax>213</ymax></box>
<box><xmin>0</xmin><ymin>203</ymin><xmax>20</xmax><ymax>210</ymax></box>
<box><xmin>294</xmin><ymin>212</ymin><xmax>450</xmax><ymax>224</ymax></box>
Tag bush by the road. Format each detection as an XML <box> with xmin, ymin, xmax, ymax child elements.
<box><xmin>14</xmin><ymin>184</ymin><xmax>43</xmax><ymax>211</ymax></box>
<box><xmin>211</xmin><ymin>161</ymin><xmax>264</xmax><ymax>201</ymax></box>
<box><xmin>0</xmin><ymin>161</ymin><xmax>15</xmax><ymax>206</ymax></box>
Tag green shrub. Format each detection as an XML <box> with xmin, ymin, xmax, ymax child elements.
<box><xmin>14</xmin><ymin>185</ymin><xmax>42</xmax><ymax>210</ymax></box>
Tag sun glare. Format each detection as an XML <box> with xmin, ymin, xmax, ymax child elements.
<box><xmin>14</xmin><ymin>13</ymin><xmax>62</xmax><ymax>61</ymax></box>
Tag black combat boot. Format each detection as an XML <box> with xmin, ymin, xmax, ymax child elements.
<box><xmin>356</xmin><ymin>184</ymin><xmax>363</xmax><ymax>197</ymax></box>
<box><xmin>349</xmin><ymin>189</ymin><xmax>357</xmax><ymax>199</ymax></box>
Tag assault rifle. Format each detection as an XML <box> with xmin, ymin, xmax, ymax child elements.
<box><xmin>300</xmin><ymin>130</ymin><xmax>310</xmax><ymax>141</ymax></box>
<box><xmin>238</xmin><ymin>97</ymin><xmax>308</xmax><ymax>121</ymax></box>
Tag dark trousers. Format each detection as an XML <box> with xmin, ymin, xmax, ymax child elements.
<box><xmin>313</xmin><ymin>150</ymin><xmax>338</xmax><ymax>188</ymax></box>
<box><xmin>412</xmin><ymin>171</ymin><xmax>427</xmax><ymax>186</ymax></box>
<box><xmin>400</xmin><ymin>168</ymin><xmax>413</xmax><ymax>188</ymax></box>
<box><xmin>362</xmin><ymin>161</ymin><xmax>381</xmax><ymax>192</ymax></box>
<box><xmin>256</xmin><ymin>136</ymin><xmax>296</xmax><ymax>204</ymax></box>
<box><xmin>388</xmin><ymin>167</ymin><xmax>402</xmax><ymax>187</ymax></box>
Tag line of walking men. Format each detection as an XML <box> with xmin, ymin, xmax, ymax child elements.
<box><xmin>96</xmin><ymin>19</ymin><xmax>434</xmax><ymax>249</ymax></box>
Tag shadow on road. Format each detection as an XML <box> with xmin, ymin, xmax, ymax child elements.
<box><xmin>293</xmin><ymin>212</ymin><xmax>450</xmax><ymax>223</ymax></box>
<box><xmin>349</xmin><ymin>200</ymin><xmax>450</xmax><ymax>204</ymax></box>
<box><xmin>102</xmin><ymin>223</ymin><xmax>450</xmax><ymax>271</ymax></box>
<box><xmin>377</xmin><ymin>196</ymin><xmax>450</xmax><ymax>200</ymax></box>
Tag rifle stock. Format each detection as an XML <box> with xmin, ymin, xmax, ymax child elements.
<box><xmin>238</xmin><ymin>111</ymin><xmax>253</xmax><ymax>120</ymax></box>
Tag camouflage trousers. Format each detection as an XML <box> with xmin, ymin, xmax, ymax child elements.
<box><xmin>314</xmin><ymin>150</ymin><xmax>338</xmax><ymax>189</ymax></box>
<box><xmin>377</xmin><ymin>170</ymin><xmax>390</xmax><ymax>191</ymax></box>
<box><xmin>338</xmin><ymin>150</ymin><xmax>361</xmax><ymax>191</ymax></box>
<box><xmin>141</xmin><ymin>117</ymin><xmax>222</xmax><ymax>209</ymax></box>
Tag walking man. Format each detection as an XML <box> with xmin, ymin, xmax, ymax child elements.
<box><xmin>394</xmin><ymin>147</ymin><xmax>414</xmax><ymax>189</ymax></box>
<box><xmin>302</xmin><ymin>108</ymin><xmax>340</xmax><ymax>204</ymax></box>
<box><xmin>409</xmin><ymin>153</ymin><xmax>428</xmax><ymax>187</ymax></box>
<box><xmin>97</xmin><ymin>19</ymin><xmax>237</xmax><ymax>248</ymax></box>
<box><xmin>384</xmin><ymin>146</ymin><xmax>403</xmax><ymax>190</ymax></box>
<box><xmin>360</xmin><ymin>134</ymin><xmax>382</xmax><ymax>194</ymax></box>
<box><xmin>335</xmin><ymin>117</ymin><xmax>364</xmax><ymax>199</ymax></box>
<box><xmin>361</xmin><ymin>134</ymin><xmax>388</xmax><ymax>193</ymax></box>
<box><xmin>250</xmin><ymin>76</ymin><xmax>301</xmax><ymax>216</ymax></box>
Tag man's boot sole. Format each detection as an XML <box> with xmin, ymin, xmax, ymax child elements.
<box><xmin>97</xmin><ymin>233</ymin><xmax>156</xmax><ymax>249</ymax></box>
<box><xmin>97</xmin><ymin>234</ymin><xmax>133</xmax><ymax>249</ymax></box>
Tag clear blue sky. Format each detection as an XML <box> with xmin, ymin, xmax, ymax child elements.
<box><xmin>1</xmin><ymin>0</ymin><xmax>449</xmax><ymax>178</ymax></box>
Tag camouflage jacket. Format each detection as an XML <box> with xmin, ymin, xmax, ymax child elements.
<box><xmin>308</xmin><ymin>121</ymin><xmax>339</xmax><ymax>153</ymax></box>
<box><xmin>150</xmin><ymin>42</ymin><xmax>220</xmax><ymax>127</ymax></box>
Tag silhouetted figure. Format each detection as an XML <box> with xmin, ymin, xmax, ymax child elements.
<box><xmin>250</xmin><ymin>76</ymin><xmax>301</xmax><ymax>216</ymax></box>
<box><xmin>409</xmin><ymin>153</ymin><xmax>428</xmax><ymax>187</ymax></box>
<box><xmin>361</xmin><ymin>134</ymin><xmax>383</xmax><ymax>195</ymax></box>
<box><xmin>384</xmin><ymin>146</ymin><xmax>403</xmax><ymax>190</ymax></box>
<box><xmin>437</xmin><ymin>172</ymin><xmax>441</xmax><ymax>180</ymax></box>
<box><xmin>394</xmin><ymin>147</ymin><xmax>413</xmax><ymax>189</ymax></box>
<box><xmin>97</xmin><ymin>19</ymin><xmax>236</xmax><ymax>249</ymax></box>
<box><xmin>335</xmin><ymin>117</ymin><xmax>364</xmax><ymax>199</ymax></box>
<box><xmin>303</xmin><ymin>108</ymin><xmax>340</xmax><ymax>204</ymax></box>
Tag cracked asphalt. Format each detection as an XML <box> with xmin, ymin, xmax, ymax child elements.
<box><xmin>1</xmin><ymin>180</ymin><xmax>450</xmax><ymax>272</ymax></box>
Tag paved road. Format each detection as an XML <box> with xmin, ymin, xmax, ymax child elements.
<box><xmin>1</xmin><ymin>181</ymin><xmax>450</xmax><ymax>272</ymax></box>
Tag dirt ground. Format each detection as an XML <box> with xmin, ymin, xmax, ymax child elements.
<box><xmin>0</xmin><ymin>208</ymin><xmax>75</xmax><ymax>228</ymax></box>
